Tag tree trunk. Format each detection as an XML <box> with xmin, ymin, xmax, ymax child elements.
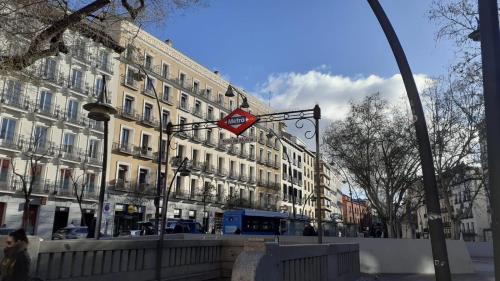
<box><xmin>452</xmin><ymin>219</ymin><xmax>461</xmax><ymax>240</ymax></box>
<box><xmin>22</xmin><ymin>198</ymin><xmax>30</xmax><ymax>230</ymax></box>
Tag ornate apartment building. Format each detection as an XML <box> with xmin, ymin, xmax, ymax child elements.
<box><xmin>0</xmin><ymin>23</ymin><xmax>123</xmax><ymax>238</ymax></box>
<box><xmin>107</xmin><ymin>21</ymin><xmax>283</xmax><ymax>234</ymax></box>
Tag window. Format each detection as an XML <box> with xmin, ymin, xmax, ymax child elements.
<box><xmin>174</xmin><ymin>209</ymin><xmax>182</xmax><ymax>218</ymax></box>
<box><xmin>44</xmin><ymin>58</ymin><xmax>57</xmax><ymax>80</ymax></box>
<box><xmin>67</xmin><ymin>99</ymin><xmax>79</xmax><ymax>121</ymax></box>
<box><xmin>33</xmin><ymin>126</ymin><xmax>48</xmax><ymax>148</ymax></box>
<box><xmin>141</xmin><ymin>134</ymin><xmax>151</xmax><ymax>149</ymax></box>
<box><xmin>126</xmin><ymin>67</ymin><xmax>136</xmax><ymax>86</ymax></box>
<box><xmin>88</xmin><ymin>139</ymin><xmax>99</xmax><ymax>159</ymax></box>
<box><xmin>145</xmin><ymin>76</ymin><xmax>155</xmax><ymax>93</ymax></box>
<box><xmin>163</xmin><ymin>84</ymin><xmax>171</xmax><ymax>102</ymax></box>
<box><xmin>192</xmin><ymin>149</ymin><xmax>199</xmax><ymax>162</ymax></box>
<box><xmin>86</xmin><ymin>173</ymin><xmax>96</xmax><ymax>193</ymax></box>
<box><xmin>162</xmin><ymin>64</ymin><xmax>169</xmax><ymax>79</ymax></box>
<box><xmin>0</xmin><ymin>116</ymin><xmax>17</xmax><ymax>145</ymax></box>
<box><xmin>249</xmin><ymin>190</ymin><xmax>254</xmax><ymax>206</ymax></box>
<box><xmin>162</xmin><ymin>110</ymin><xmax>170</xmax><ymax>128</ymax></box>
<box><xmin>207</xmin><ymin>106</ymin><xmax>214</xmax><ymax>120</ymax></box>
<box><xmin>144</xmin><ymin>103</ymin><xmax>153</xmax><ymax>121</ymax></box>
<box><xmin>0</xmin><ymin>159</ymin><xmax>10</xmax><ymax>183</ymax></box>
<box><xmin>144</xmin><ymin>54</ymin><xmax>153</xmax><ymax>69</ymax></box>
<box><xmin>99</xmin><ymin>52</ymin><xmax>109</xmax><ymax>70</ymax></box>
<box><xmin>188</xmin><ymin>210</ymin><xmax>196</xmax><ymax>219</ymax></box>
<box><xmin>217</xmin><ymin>184</ymin><xmax>223</xmax><ymax>199</ymax></box>
<box><xmin>178</xmin><ymin>144</ymin><xmax>185</xmax><ymax>158</ymax></box>
<box><xmin>180</xmin><ymin>94</ymin><xmax>188</xmax><ymax>109</ymax></box>
<box><xmin>6</xmin><ymin>80</ymin><xmax>22</xmax><ymax>99</ymax></box>
<box><xmin>179</xmin><ymin>73</ymin><xmax>186</xmax><ymax>86</ymax></box>
<box><xmin>59</xmin><ymin>169</ymin><xmax>72</xmax><ymax>190</ymax></box>
<box><xmin>117</xmin><ymin>164</ymin><xmax>129</xmax><ymax>182</ymax></box>
<box><xmin>94</xmin><ymin>77</ymin><xmax>103</xmax><ymax>96</ymax></box>
<box><xmin>218</xmin><ymin>93</ymin><xmax>224</xmax><ymax>104</ymax></box>
<box><xmin>206</xmin><ymin>88</ymin><xmax>212</xmax><ymax>99</ymax></box>
<box><xmin>193</xmin><ymin>81</ymin><xmax>199</xmax><ymax>93</ymax></box>
<box><xmin>229</xmin><ymin>100</ymin><xmax>234</xmax><ymax>110</ymax></box>
<box><xmin>71</xmin><ymin>69</ymin><xmax>83</xmax><ymax>90</ymax></box>
<box><xmin>124</xmin><ymin>96</ymin><xmax>134</xmax><ymax>114</ymax></box>
<box><xmin>206</xmin><ymin>129</ymin><xmax>212</xmax><ymax>142</ymax></box>
<box><xmin>121</xmin><ymin>128</ymin><xmax>131</xmax><ymax>146</ymax></box>
<box><xmin>63</xmin><ymin>133</ymin><xmax>75</xmax><ymax>153</ymax></box>
<box><xmin>190</xmin><ymin>178</ymin><xmax>196</xmax><ymax>197</ymax></box>
<box><xmin>138</xmin><ymin>168</ymin><xmax>150</xmax><ymax>188</ymax></box>
<box><xmin>194</xmin><ymin>100</ymin><xmax>202</xmax><ymax>116</ymax></box>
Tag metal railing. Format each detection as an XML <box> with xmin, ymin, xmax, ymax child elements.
<box><xmin>113</xmin><ymin>142</ymin><xmax>135</xmax><ymax>155</ymax></box>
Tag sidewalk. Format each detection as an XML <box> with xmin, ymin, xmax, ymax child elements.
<box><xmin>358</xmin><ymin>258</ymin><xmax>494</xmax><ymax>281</ymax></box>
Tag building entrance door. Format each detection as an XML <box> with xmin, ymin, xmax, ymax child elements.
<box><xmin>52</xmin><ymin>207</ymin><xmax>69</xmax><ymax>234</ymax></box>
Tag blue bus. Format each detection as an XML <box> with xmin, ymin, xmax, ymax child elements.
<box><xmin>223</xmin><ymin>209</ymin><xmax>289</xmax><ymax>235</ymax></box>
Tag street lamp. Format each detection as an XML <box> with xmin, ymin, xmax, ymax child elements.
<box><xmin>83</xmin><ymin>74</ymin><xmax>117</xmax><ymax>239</ymax></box>
<box><xmin>225</xmin><ymin>85</ymin><xmax>250</xmax><ymax>109</ymax></box>
<box><xmin>156</xmin><ymin>156</ymin><xmax>190</xmax><ymax>281</ymax></box>
<box><xmin>133</xmin><ymin>67</ymin><xmax>165</xmax><ymax>234</ymax></box>
<box><xmin>267</xmin><ymin>129</ymin><xmax>296</xmax><ymax>220</ymax></box>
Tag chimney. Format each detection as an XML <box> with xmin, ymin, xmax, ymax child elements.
<box><xmin>214</xmin><ymin>70</ymin><xmax>220</xmax><ymax>75</ymax></box>
<box><xmin>165</xmin><ymin>39</ymin><xmax>172</xmax><ymax>47</ymax></box>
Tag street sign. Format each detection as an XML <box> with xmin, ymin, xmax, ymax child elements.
<box><xmin>103</xmin><ymin>202</ymin><xmax>112</xmax><ymax>218</ymax></box>
<box><xmin>217</xmin><ymin>108</ymin><xmax>257</xmax><ymax>136</ymax></box>
<box><xmin>221</xmin><ymin>135</ymin><xmax>256</xmax><ymax>145</ymax></box>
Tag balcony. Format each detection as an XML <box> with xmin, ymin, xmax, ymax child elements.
<box><xmin>249</xmin><ymin>152</ymin><xmax>256</xmax><ymax>161</ymax></box>
<box><xmin>177</xmin><ymin>130</ymin><xmax>190</xmax><ymax>140</ymax></box>
<box><xmin>228</xmin><ymin>146</ymin><xmax>238</xmax><ymax>156</ymax></box>
<box><xmin>33</xmin><ymin>102</ymin><xmax>57</xmax><ymax>119</ymax></box>
<box><xmin>136</xmin><ymin>146</ymin><xmax>154</xmax><ymax>159</ymax></box>
<box><xmin>216</xmin><ymin>168</ymin><xmax>228</xmax><ymax>177</ymax></box>
<box><xmin>191</xmin><ymin>133</ymin><xmax>204</xmax><ymax>143</ymax></box>
<box><xmin>0</xmin><ymin>134</ymin><xmax>26</xmax><ymax>151</ymax></box>
<box><xmin>191</xmin><ymin>160</ymin><xmax>204</xmax><ymax>171</ymax></box>
<box><xmin>204</xmin><ymin>137</ymin><xmax>217</xmax><ymax>147</ymax></box>
<box><xmin>83</xmin><ymin>189</ymin><xmax>99</xmax><ymax>200</ymax></box>
<box><xmin>112</xmin><ymin>179</ymin><xmax>131</xmax><ymax>191</ymax></box>
<box><xmin>266</xmin><ymin>140</ymin><xmax>273</xmax><ymax>149</ymax></box>
<box><xmin>97</xmin><ymin>62</ymin><xmax>113</xmax><ymax>74</ymax></box>
<box><xmin>229</xmin><ymin>171</ymin><xmax>239</xmax><ymax>180</ymax></box>
<box><xmin>121</xmin><ymin>74</ymin><xmax>139</xmax><ymax>90</ymax></box>
<box><xmin>62</xmin><ymin>112</ymin><xmax>85</xmax><ymax>127</ymax></box>
<box><xmin>72</xmin><ymin>50</ymin><xmax>90</xmax><ymax>65</ymax></box>
<box><xmin>161</xmin><ymin>94</ymin><xmax>174</xmax><ymax>105</ymax></box>
<box><xmin>266</xmin><ymin>159</ymin><xmax>274</xmax><ymax>168</ymax></box>
<box><xmin>139</xmin><ymin>115</ymin><xmax>158</xmax><ymax>128</ymax></box>
<box><xmin>68</xmin><ymin>82</ymin><xmax>89</xmax><ymax>96</ymax></box>
<box><xmin>216</xmin><ymin>141</ymin><xmax>226</xmax><ymax>151</ymax></box>
<box><xmin>134</xmin><ymin>182</ymin><xmax>156</xmax><ymax>196</ymax></box>
<box><xmin>37</xmin><ymin>69</ymin><xmax>63</xmax><ymax>86</ymax></box>
<box><xmin>257</xmin><ymin>157</ymin><xmax>267</xmax><ymax>165</ymax></box>
<box><xmin>273</xmin><ymin>162</ymin><xmax>280</xmax><ymax>170</ymax></box>
<box><xmin>86</xmin><ymin>119</ymin><xmax>104</xmax><ymax>132</ymax></box>
<box><xmin>238</xmin><ymin>174</ymin><xmax>248</xmax><ymax>182</ymax></box>
<box><xmin>84</xmin><ymin>154</ymin><xmax>102</xmax><ymax>166</ymax></box>
<box><xmin>239</xmin><ymin>149</ymin><xmax>248</xmax><ymax>159</ymax></box>
<box><xmin>176</xmin><ymin>77</ymin><xmax>192</xmax><ymax>91</ymax></box>
<box><xmin>248</xmin><ymin>177</ymin><xmax>256</xmax><ymax>184</ymax></box>
<box><xmin>142</xmin><ymin>88</ymin><xmax>156</xmax><ymax>98</ymax></box>
<box><xmin>177</xmin><ymin>103</ymin><xmax>190</xmax><ymax>113</ymax></box>
<box><xmin>117</xmin><ymin>107</ymin><xmax>138</xmax><ymax>121</ymax></box>
<box><xmin>203</xmin><ymin>164</ymin><xmax>216</xmax><ymax>174</ymax></box>
<box><xmin>113</xmin><ymin>142</ymin><xmax>134</xmax><ymax>155</ymax></box>
<box><xmin>192</xmin><ymin>108</ymin><xmax>204</xmax><ymax>118</ymax></box>
<box><xmin>59</xmin><ymin>147</ymin><xmax>82</xmax><ymax>162</ymax></box>
<box><xmin>2</xmin><ymin>94</ymin><xmax>30</xmax><ymax>112</ymax></box>
<box><xmin>206</xmin><ymin>113</ymin><xmax>215</xmax><ymax>121</ymax></box>
<box><xmin>30</xmin><ymin>141</ymin><xmax>56</xmax><ymax>156</ymax></box>
<box><xmin>258</xmin><ymin>137</ymin><xmax>266</xmax><ymax>145</ymax></box>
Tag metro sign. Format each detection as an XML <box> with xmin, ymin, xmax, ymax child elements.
<box><xmin>218</xmin><ymin>108</ymin><xmax>257</xmax><ymax>136</ymax></box>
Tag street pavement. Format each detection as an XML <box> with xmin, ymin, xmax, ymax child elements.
<box><xmin>357</xmin><ymin>258</ymin><xmax>494</xmax><ymax>281</ymax></box>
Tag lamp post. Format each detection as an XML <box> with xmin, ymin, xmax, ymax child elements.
<box><xmin>367</xmin><ymin>1</ymin><xmax>451</xmax><ymax>279</ymax></box>
<box><xmin>313</xmin><ymin>105</ymin><xmax>322</xmax><ymax>244</ymax></box>
<box><xmin>225</xmin><ymin>85</ymin><xmax>250</xmax><ymax>109</ymax></box>
<box><xmin>83</xmin><ymin>74</ymin><xmax>117</xmax><ymax>239</ymax></box>
<box><xmin>156</xmin><ymin>154</ymin><xmax>190</xmax><ymax>281</ymax></box>
<box><xmin>133</xmin><ymin>66</ymin><xmax>164</xmax><ymax>234</ymax></box>
<box><xmin>469</xmin><ymin>1</ymin><xmax>500</xmax><ymax>279</ymax></box>
<box><xmin>300</xmin><ymin>193</ymin><xmax>316</xmax><ymax>217</ymax></box>
<box><xmin>267</xmin><ymin>129</ymin><xmax>296</xmax><ymax>220</ymax></box>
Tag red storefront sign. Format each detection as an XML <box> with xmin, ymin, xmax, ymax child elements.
<box><xmin>217</xmin><ymin>108</ymin><xmax>257</xmax><ymax>136</ymax></box>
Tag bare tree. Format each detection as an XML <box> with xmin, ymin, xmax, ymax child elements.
<box><xmin>424</xmin><ymin>79</ymin><xmax>484</xmax><ymax>239</ymax></box>
<box><xmin>323</xmin><ymin>93</ymin><xmax>421</xmax><ymax>238</ymax></box>
<box><xmin>0</xmin><ymin>0</ymin><xmax>202</xmax><ymax>71</ymax></box>
<box><xmin>10</xmin><ymin>133</ymin><xmax>52</xmax><ymax>231</ymax></box>
<box><xmin>68</xmin><ymin>169</ymin><xmax>92</xmax><ymax>226</ymax></box>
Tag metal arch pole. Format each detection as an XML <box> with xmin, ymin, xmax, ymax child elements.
<box><xmin>156</xmin><ymin>124</ymin><xmax>174</xmax><ymax>281</ymax></box>
<box><xmin>477</xmin><ymin>0</ymin><xmax>500</xmax><ymax>279</ymax></box>
<box><xmin>95</xmin><ymin>117</ymin><xmax>109</xmax><ymax>240</ymax></box>
<box><xmin>314</xmin><ymin>105</ymin><xmax>322</xmax><ymax>244</ymax></box>
<box><xmin>272</xmin><ymin>132</ymin><xmax>296</xmax><ymax>220</ymax></box>
<box><xmin>367</xmin><ymin>1</ymin><xmax>451</xmax><ymax>280</ymax></box>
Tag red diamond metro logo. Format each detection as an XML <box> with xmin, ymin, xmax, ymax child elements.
<box><xmin>217</xmin><ymin>108</ymin><xmax>257</xmax><ymax>136</ymax></box>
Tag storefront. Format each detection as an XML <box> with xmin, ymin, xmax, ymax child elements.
<box><xmin>113</xmin><ymin>204</ymin><xmax>145</xmax><ymax>236</ymax></box>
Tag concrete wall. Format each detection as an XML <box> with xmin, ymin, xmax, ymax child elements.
<box><xmin>179</xmin><ymin>234</ymin><xmax>474</xmax><ymax>275</ymax></box>
<box><xmin>466</xmin><ymin>242</ymin><xmax>494</xmax><ymax>258</ymax></box>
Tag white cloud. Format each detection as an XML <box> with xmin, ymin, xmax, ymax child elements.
<box><xmin>253</xmin><ymin>70</ymin><xmax>433</xmax><ymax>121</ymax></box>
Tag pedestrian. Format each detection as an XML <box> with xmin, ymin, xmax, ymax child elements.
<box><xmin>234</xmin><ymin>228</ymin><xmax>241</xmax><ymax>234</ymax></box>
<box><xmin>0</xmin><ymin>229</ymin><xmax>30</xmax><ymax>281</ymax></box>
<box><xmin>303</xmin><ymin>224</ymin><xmax>315</xmax><ymax>236</ymax></box>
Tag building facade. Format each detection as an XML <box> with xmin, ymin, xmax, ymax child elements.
<box><xmin>0</xmin><ymin>23</ymin><xmax>123</xmax><ymax>239</ymax></box>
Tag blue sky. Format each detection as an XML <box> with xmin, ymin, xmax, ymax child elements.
<box><xmin>147</xmin><ymin>0</ymin><xmax>455</xmax><ymax>97</ymax></box>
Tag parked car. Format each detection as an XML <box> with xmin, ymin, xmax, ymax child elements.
<box><xmin>0</xmin><ymin>228</ymin><xmax>17</xmax><ymax>235</ymax></box>
<box><xmin>52</xmin><ymin>226</ymin><xmax>88</xmax><ymax>240</ymax></box>
<box><xmin>165</xmin><ymin>219</ymin><xmax>203</xmax><ymax>234</ymax></box>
